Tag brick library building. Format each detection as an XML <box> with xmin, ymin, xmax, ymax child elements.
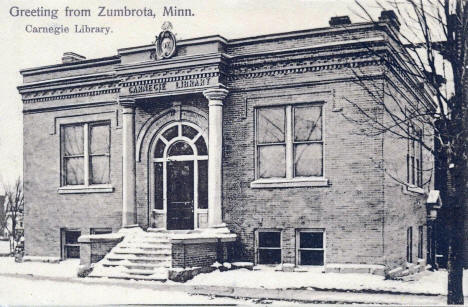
<box><xmin>18</xmin><ymin>11</ymin><xmax>447</xmax><ymax>279</ymax></box>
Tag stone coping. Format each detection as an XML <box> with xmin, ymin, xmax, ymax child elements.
<box><xmin>77</xmin><ymin>226</ymin><xmax>237</xmax><ymax>244</ymax></box>
<box><xmin>164</xmin><ymin>227</ymin><xmax>237</xmax><ymax>244</ymax></box>
<box><xmin>22</xmin><ymin>256</ymin><xmax>61</xmax><ymax>263</ymax></box>
<box><xmin>171</xmin><ymin>235</ymin><xmax>236</xmax><ymax>244</ymax></box>
<box><xmin>325</xmin><ymin>263</ymin><xmax>386</xmax><ymax>275</ymax></box>
<box><xmin>78</xmin><ymin>233</ymin><xmax>125</xmax><ymax>243</ymax></box>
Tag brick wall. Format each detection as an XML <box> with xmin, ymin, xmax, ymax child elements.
<box><xmin>172</xmin><ymin>242</ymin><xmax>219</xmax><ymax>268</ymax></box>
<box><xmin>222</xmin><ymin>65</ymin><xmax>387</xmax><ymax>265</ymax></box>
<box><xmin>23</xmin><ymin>102</ymin><xmax>122</xmax><ymax>258</ymax></box>
<box><xmin>381</xmin><ymin>73</ymin><xmax>432</xmax><ymax>269</ymax></box>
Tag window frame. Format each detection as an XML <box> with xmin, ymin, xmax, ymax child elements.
<box><xmin>407</xmin><ymin>126</ymin><xmax>423</xmax><ymax>189</ymax></box>
<box><xmin>417</xmin><ymin>225</ymin><xmax>424</xmax><ymax>259</ymax></box>
<box><xmin>150</xmin><ymin>122</ymin><xmax>209</xmax><ymax>229</ymax></box>
<box><xmin>292</xmin><ymin>105</ymin><xmax>324</xmax><ymax>177</ymax></box>
<box><xmin>59</xmin><ymin>121</ymin><xmax>112</xmax><ymax>192</ymax></box>
<box><xmin>253</xmin><ymin>102</ymin><xmax>327</xmax><ymax>188</ymax></box>
<box><xmin>407</xmin><ymin>226</ymin><xmax>413</xmax><ymax>263</ymax></box>
<box><xmin>255</xmin><ymin>229</ymin><xmax>282</xmax><ymax>265</ymax></box>
<box><xmin>60</xmin><ymin>228</ymin><xmax>81</xmax><ymax>260</ymax></box>
<box><xmin>296</xmin><ymin>229</ymin><xmax>326</xmax><ymax>266</ymax></box>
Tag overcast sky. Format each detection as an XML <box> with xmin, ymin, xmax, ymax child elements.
<box><xmin>0</xmin><ymin>0</ymin><xmax>387</xmax><ymax>187</ymax></box>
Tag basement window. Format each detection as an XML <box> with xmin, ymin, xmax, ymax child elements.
<box><xmin>256</xmin><ymin>230</ymin><xmax>281</xmax><ymax>264</ymax></box>
<box><xmin>296</xmin><ymin>229</ymin><xmax>325</xmax><ymax>266</ymax></box>
<box><xmin>61</xmin><ymin>229</ymin><xmax>81</xmax><ymax>259</ymax></box>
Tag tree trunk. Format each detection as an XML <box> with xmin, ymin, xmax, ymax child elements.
<box><xmin>11</xmin><ymin>219</ymin><xmax>16</xmax><ymax>250</ymax></box>
<box><xmin>446</xmin><ymin>164</ymin><xmax>465</xmax><ymax>304</ymax></box>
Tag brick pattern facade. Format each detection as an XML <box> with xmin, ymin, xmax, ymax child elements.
<box><xmin>20</xmin><ymin>18</ymin><xmax>435</xmax><ymax>270</ymax></box>
<box><xmin>23</xmin><ymin>104</ymin><xmax>122</xmax><ymax>258</ymax></box>
<box><xmin>172</xmin><ymin>241</ymin><xmax>231</xmax><ymax>268</ymax></box>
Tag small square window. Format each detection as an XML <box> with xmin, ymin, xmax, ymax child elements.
<box><xmin>61</xmin><ymin>229</ymin><xmax>81</xmax><ymax>259</ymax></box>
<box><xmin>256</xmin><ymin>230</ymin><xmax>281</xmax><ymax>264</ymax></box>
<box><xmin>297</xmin><ymin>230</ymin><xmax>325</xmax><ymax>266</ymax></box>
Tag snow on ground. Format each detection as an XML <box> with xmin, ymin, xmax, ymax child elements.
<box><xmin>0</xmin><ymin>257</ymin><xmax>79</xmax><ymax>278</ymax></box>
<box><xmin>187</xmin><ymin>267</ymin><xmax>468</xmax><ymax>296</ymax></box>
<box><xmin>0</xmin><ymin>240</ymin><xmax>10</xmax><ymax>255</ymax></box>
<box><xmin>0</xmin><ymin>256</ymin><xmax>466</xmax><ymax>298</ymax></box>
<box><xmin>0</xmin><ymin>275</ymin><xmax>262</xmax><ymax>305</ymax></box>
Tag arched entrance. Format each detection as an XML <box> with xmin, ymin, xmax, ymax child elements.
<box><xmin>150</xmin><ymin>122</ymin><xmax>208</xmax><ymax>230</ymax></box>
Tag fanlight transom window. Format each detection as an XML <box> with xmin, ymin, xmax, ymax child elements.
<box><xmin>153</xmin><ymin>123</ymin><xmax>208</xmax><ymax>160</ymax></box>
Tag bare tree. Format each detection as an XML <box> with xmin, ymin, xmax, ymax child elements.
<box><xmin>4</xmin><ymin>178</ymin><xmax>24</xmax><ymax>255</ymax></box>
<box><xmin>0</xmin><ymin>195</ymin><xmax>8</xmax><ymax>240</ymax></box>
<box><xmin>341</xmin><ymin>0</ymin><xmax>466</xmax><ymax>304</ymax></box>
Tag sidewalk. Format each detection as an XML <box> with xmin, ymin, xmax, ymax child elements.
<box><xmin>0</xmin><ymin>257</ymin><xmax>465</xmax><ymax>305</ymax></box>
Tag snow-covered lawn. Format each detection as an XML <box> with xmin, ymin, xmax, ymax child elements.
<box><xmin>0</xmin><ymin>275</ymin><xmax>259</xmax><ymax>305</ymax></box>
<box><xmin>0</xmin><ymin>240</ymin><xmax>10</xmax><ymax>255</ymax></box>
<box><xmin>0</xmin><ymin>257</ymin><xmax>79</xmax><ymax>278</ymax></box>
<box><xmin>187</xmin><ymin>267</ymin><xmax>468</xmax><ymax>296</ymax></box>
<box><xmin>0</xmin><ymin>256</ymin><xmax>466</xmax><ymax>298</ymax></box>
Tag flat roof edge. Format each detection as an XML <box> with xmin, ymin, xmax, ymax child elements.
<box><xmin>118</xmin><ymin>34</ymin><xmax>229</xmax><ymax>55</ymax></box>
<box><xmin>20</xmin><ymin>56</ymin><xmax>121</xmax><ymax>76</ymax></box>
<box><xmin>19</xmin><ymin>21</ymin><xmax>390</xmax><ymax>77</ymax></box>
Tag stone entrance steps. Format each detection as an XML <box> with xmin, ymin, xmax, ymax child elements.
<box><xmin>88</xmin><ymin>230</ymin><xmax>172</xmax><ymax>281</ymax></box>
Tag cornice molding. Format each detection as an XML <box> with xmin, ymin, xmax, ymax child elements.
<box><xmin>21</xmin><ymin>82</ymin><xmax>120</xmax><ymax>104</ymax></box>
<box><xmin>18</xmin><ymin>73</ymin><xmax>117</xmax><ymax>92</ymax></box>
<box><xmin>119</xmin><ymin>64</ymin><xmax>221</xmax><ymax>85</ymax></box>
<box><xmin>383</xmin><ymin>51</ymin><xmax>436</xmax><ymax>109</ymax></box>
<box><xmin>228</xmin><ymin>57</ymin><xmax>383</xmax><ymax>81</ymax></box>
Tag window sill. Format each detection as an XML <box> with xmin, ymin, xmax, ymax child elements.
<box><xmin>58</xmin><ymin>184</ymin><xmax>114</xmax><ymax>194</ymax></box>
<box><xmin>407</xmin><ymin>185</ymin><xmax>425</xmax><ymax>195</ymax></box>
<box><xmin>250</xmin><ymin>177</ymin><xmax>329</xmax><ymax>188</ymax></box>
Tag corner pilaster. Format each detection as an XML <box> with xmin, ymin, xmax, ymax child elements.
<box><xmin>120</xmin><ymin>98</ymin><xmax>137</xmax><ymax>227</ymax></box>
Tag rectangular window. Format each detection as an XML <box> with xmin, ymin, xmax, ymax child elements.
<box><xmin>297</xmin><ymin>229</ymin><xmax>325</xmax><ymax>266</ymax></box>
<box><xmin>418</xmin><ymin>226</ymin><xmax>424</xmax><ymax>259</ymax></box>
<box><xmin>90</xmin><ymin>228</ymin><xmax>112</xmax><ymax>235</ymax></box>
<box><xmin>407</xmin><ymin>127</ymin><xmax>423</xmax><ymax>187</ymax></box>
<box><xmin>256</xmin><ymin>104</ymin><xmax>323</xmax><ymax>179</ymax></box>
<box><xmin>61</xmin><ymin>122</ymin><xmax>110</xmax><ymax>186</ymax></box>
<box><xmin>198</xmin><ymin>160</ymin><xmax>208</xmax><ymax>209</ymax></box>
<box><xmin>407</xmin><ymin>227</ymin><xmax>413</xmax><ymax>263</ymax></box>
<box><xmin>256</xmin><ymin>230</ymin><xmax>281</xmax><ymax>264</ymax></box>
<box><xmin>154</xmin><ymin>162</ymin><xmax>163</xmax><ymax>210</ymax></box>
<box><xmin>61</xmin><ymin>229</ymin><xmax>81</xmax><ymax>259</ymax></box>
<box><xmin>257</xmin><ymin>107</ymin><xmax>286</xmax><ymax>178</ymax></box>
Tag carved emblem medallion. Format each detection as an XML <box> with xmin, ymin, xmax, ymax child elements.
<box><xmin>155</xmin><ymin>21</ymin><xmax>176</xmax><ymax>59</ymax></box>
